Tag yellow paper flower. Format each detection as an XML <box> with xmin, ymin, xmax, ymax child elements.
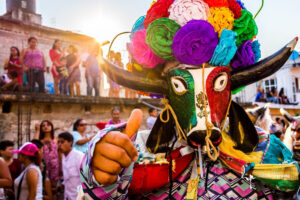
<box><xmin>208</xmin><ymin>7</ymin><xmax>234</xmax><ymax>37</ymax></box>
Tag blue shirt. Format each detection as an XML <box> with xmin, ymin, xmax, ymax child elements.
<box><xmin>71</xmin><ymin>131</ymin><xmax>90</xmax><ymax>154</ymax></box>
<box><xmin>86</xmin><ymin>54</ymin><xmax>100</xmax><ymax>76</ymax></box>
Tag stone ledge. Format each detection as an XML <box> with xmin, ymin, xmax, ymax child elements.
<box><xmin>0</xmin><ymin>92</ymin><xmax>162</xmax><ymax>106</ymax></box>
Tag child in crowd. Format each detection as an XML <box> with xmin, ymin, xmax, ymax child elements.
<box><xmin>1</xmin><ymin>70</ymin><xmax>21</xmax><ymax>92</ymax></box>
<box><xmin>57</xmin><ymin>57</ymin><xmax>69</xmax><ymax>94</ymax></box>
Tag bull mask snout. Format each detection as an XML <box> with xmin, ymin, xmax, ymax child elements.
<box><xmin>187</xmin><ymin>129</ymin><xmax>222</xmax><ymax>148</ymax></box>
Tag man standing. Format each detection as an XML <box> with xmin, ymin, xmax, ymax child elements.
<box><xmin>147</xmin><ymin>108</ymin><xmax>158</xmax><ymax>130</ymax></box>
<box><xmin>57</xmin><ymin>132</ymin><xmax>84</xmax><ymax>200</ymax></box>
<box><xmin>83</xmin><ymin>44</ymin><xmax>101</xmax><ymax>96</ymax></box>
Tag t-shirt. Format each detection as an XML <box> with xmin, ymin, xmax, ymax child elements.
<box><xmin>147</xmin><ymin>116</ymin><xmax>157</xmax><ymax>130</ymax></box>
<box><xmin>86</xmin><ymin>54</ymin><xmax>100</xmax><ymax>76</ymax></box>
<box><xmin>255</xmin><ymin>92</ymin><xmax>263</xmax><ymax>102</ymax></box>
<box><xmin>62</xmin><ymin>149</ymin><xmax>84</xmax><ymax>200</ymax></box>
<box><xmin>71</xmin><ymin>131</ymin><xmax>90</xmax><ymax>154</ymax></box>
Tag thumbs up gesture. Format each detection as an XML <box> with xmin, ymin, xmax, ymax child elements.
<box><xmin>92</xmin><ymin>109</ymin><xmax>143</xmax><ymax>185</ymax></box>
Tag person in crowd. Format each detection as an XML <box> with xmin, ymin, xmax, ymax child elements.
<box><xmin>266</xmin><ymin>88</ymin><xmax>279</xmax><ymax>103</ymax></box>
<box><xmin>49</xmin><ymin>39</ymin><xmax>65</xmax><ymax>94</ymax></box>
<box><xmin>106</xmin><ymin>107</ymin><xmax>124</xmax><ymax>127</ymax></box>
<box><xmin>37</xmin><ymin>120</ymin><xmax>60</xmax><ymax>197</ymax></box>
<box><xmin>125</xmin><ymin>62</ymin><xmax>137</xmax><ymax>98</ymax></box>
<box><xmin>66</xmin><ymin>45</ymin><xmax>81</xmax><ymax>96</ymax></box>
<box><xmin>13</xmin><ymin>142</ymin><xmax>42</xmax><ymax>200</ymax></box>
<box><xmin>0</xmin><ymin>140</ymin><xmax>22</xmax><ymax>181</ymax></box>
<box><xmin>58</xmin><ymin>132</ymin><xmax>84</xmax><ymax>200</ymax></box>
<box><xmin>0</xmin><ymin>140</ymin><xmax>19</xmax><ymax>200</ymax></box>
<box><xmin>279</xmin><ymin>88</ymin><xmax>290</xmax><ymax>104</ymax></box>
<box><xmin>0</xmin><ymin>73</ymin><xmax>11</xmax><ymax>87</ymax></box>
<box><xmin>255</xmin><ymin>85</ymin><xmax>266</xmax><ymax>102</ymax></box>
<box><xmin>273</xmin><ymin>131</ymin><xmax>285</xmax><ymax>142</ymax></box>
<box><xmin>83</xmin><ymin>44</ymin><xmax>101</xmax><ymax>96</ymax></box>
<box><xmin>71</xmin><ymin>119</ymin><xmax>94</xmax><ymax>154</ymax></box>
<box><xmin>20</xmin><ymin>37</ymin><xmax>46</xmax><ymax>93</ymax></box>
<box><xmin>4</xmin><ymin>46</ymin><xmax>23</xmax><ymax>86</ymax></box>
<box><xmin>109</xmin><ymin>52</ymin><xmax>122</xmax><ymax>98</ymax></box>
<box><xmin>1</xmin><ymin>70</ymin><xmax>22</xmax><ymax>92</ymax></box>
<box><xmin>30</xmin><ymin>139</ymin><xmax>52</xmax><ymax>200</ymax></box>
<box><xmin>147</xmin><ymin>108</ymin><xmax>158</xmax><ymax>130</ymax></box>
<box><xmin>56</xmin><ymin>57</ymin><xmax>69</xmax><ymax>94</ymax></box>
<box><xmin>0</xmin><ymin>158</ymin><xmax>12</xmax><ymax>199</ymax></box>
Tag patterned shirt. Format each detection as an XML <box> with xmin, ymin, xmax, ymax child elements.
<box><xmin>79</xmin><ymin>123</ymin><xmax>275</xmax><ymax>200</ymax></box>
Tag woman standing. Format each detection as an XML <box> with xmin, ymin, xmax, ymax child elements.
<box><xmin>13</xmin><ymin>142</ymin><xmax>42</xmax><ymax>200</ymax></box>
<box><xmin>4</xmin><ymin>47</ymin><xmax>23</xmax><ymax>86</ymax></box>
<box><xmin>49</xmin><ymin>40</ymin><xmax>64</xmax><ymax>94</ymax></box>
<box><xmin>38</xmin><ymin>120</ymin><xmax>60</xmax><ymax>198</ymax></box>
<box><xmin>71</xmin><ymin>119</ymin><xmax>94</xmax><ymax>154</ymax></box>
<box><xmin>66</xmin><ymin>45</ymin><xmax>81</xmax><ymax>96</ymax></box>
<box><xmin>20</xmin><ymin>37</ymin><xmax>46</xmax><ymax>93</ymax></box>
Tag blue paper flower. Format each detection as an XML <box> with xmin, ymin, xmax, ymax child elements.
<box><xmin>209</xmin><ymin>29</ymin><xmax>237</xmax><ymax>66</ymax></box>
<box><xmin>130</xmin><ymin>16</ymin><xmax>146</xmax><ymax>40</ymax></box>
<box><xmin>252</xmin><ymin>40</ymin><xmax>261</xmax><ymax>63</ymax></box>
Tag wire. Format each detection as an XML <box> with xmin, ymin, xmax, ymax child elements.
<box><xmin>254</xmin><ymin>0</ymin><xmax>264</xmax><ymax>19</ymax></box>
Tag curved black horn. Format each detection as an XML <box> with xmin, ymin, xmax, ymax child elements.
<box><xmin>100</xmin><ymin>59</ymin><xmax>169</xmax><ymax>94</ymax></box>
<box><xmin>231</xmin><ymin>37</ymin><xmax>298</xmax><ymax>90</ymax></box>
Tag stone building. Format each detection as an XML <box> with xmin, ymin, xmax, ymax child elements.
<box><xmin>0</xmin><ymin>0</ymin><xmax>99</xmax><ymax>94</ymax></box>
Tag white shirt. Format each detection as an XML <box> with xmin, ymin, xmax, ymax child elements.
<box><xmin>147</xmin><ymin>116</ymin><xmax>157</xmax><ymax>130</ymax></box>
<box><xmin>62</xmin><ymin>149</ymin><xmax>84</xmax><ymax>200</ymax></box>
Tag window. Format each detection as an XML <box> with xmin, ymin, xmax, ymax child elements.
<box><xmin>21</xmin><ymin>1</ymin><xmax>27</xmax><ymax>9</ymax></box>
<box><xmin>263</xmin><ymin>78</ymin><xmax>277</xmax><ymax>93</ymax></box>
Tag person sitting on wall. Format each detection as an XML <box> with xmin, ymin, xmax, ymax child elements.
<box><xmin>255</xmin><ymin>86</ymin><xmax>266</xmax><ymax>102</ymax></box>
<box><xmin>1</xmin><ymin>70</ymin><xmax>21</xmax><ymax>92</ymax></box>
<box><xmin>266</xmin><ymin>88</ymin><xmax>279</xmax><ymax>103</ymax></box>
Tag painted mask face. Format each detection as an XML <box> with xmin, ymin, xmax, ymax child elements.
<box><xmin>167</xmin><ymin>65</ymin><xmax>231</xmax><ymax>147</ymax></box>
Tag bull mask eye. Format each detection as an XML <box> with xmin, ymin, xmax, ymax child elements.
<box><xmin>214</xmin><ymin>73</ymin><xmax>228</xmax><ymax>92</ymax></box>
<box><xmin>171</xmin><ymin>76</ymin><xmax>187</xmax><ymax>95</ymax></box>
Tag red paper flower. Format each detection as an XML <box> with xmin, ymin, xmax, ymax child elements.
<box><xmin>144</xmin><ymin>0</ymin><xmax>173</xmax><ymax>28</ymax></box>
<box><xmin>203</xmin><ymin>0</ymin><xmax>229</xmax><ymax>7</ymax></box>
<box><xmin>228</xmin><ymin>0</ymin><xmax>242</xmax><ymax>19</ymax></box>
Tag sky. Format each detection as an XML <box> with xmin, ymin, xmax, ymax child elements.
<box><xmin>1</xmin><ymin>0</ymin><xmax>300</xmax><ymax>58</ymax></box>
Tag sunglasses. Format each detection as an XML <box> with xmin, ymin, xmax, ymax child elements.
<box><xmin>79</xmin><ymin>123</ymin><xmax>88</xmax><ymax>127</ymax></box>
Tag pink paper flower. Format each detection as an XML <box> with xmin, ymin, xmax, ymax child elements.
<box><xmin>132</xmin><ymin>29</ymin><xmax>165</xmax><ymax>68</ymax></box>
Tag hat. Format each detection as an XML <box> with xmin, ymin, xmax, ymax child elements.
<box><xmin>13</xmin><ymin>142</ymin><xmax>39</xmax><ymax>157</ymax></box>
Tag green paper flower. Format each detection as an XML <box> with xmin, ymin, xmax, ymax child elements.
<box><xmin>233</xmin><ymin>10</ymin><xmax>258</xmax><ymax>46</ymax></box>
<box><xmin>146</xmin><ymin>18</ymin><xmax>181</xmax><ymax>60</ymax></box>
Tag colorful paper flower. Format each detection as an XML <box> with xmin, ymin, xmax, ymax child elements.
<box><xmin>208</xmin><ymin>7</ymin><xmax>235</xmax><ymax>36</ymax></box>
<box><xmin>146</xmin><ymin>18</ymin><xmax>181</xmax><ymax>60</ymax></box>
<box><xmin>168</xmin><ymin>0</ymin><xmax>210</xmax><ymax>26</ymax></box>
<box><xmin>144</xmin><ymin>0</ymin><xmax>173</xmax><ymax>28</ymax></box>
<box><xmin>231</xmin><ymin>40</ymin><xmax>255</xmax><ymax>69</ymax></box>
<box><xmin>233</xmin><ymin>10</ymin><xmax>258</xmax><ymax>46</ymax></box>
<box><xmin>210</xmin><ymin>29</ymin><xmax>237</xmax><ymax>66</ymax></box>
<box><xmin>252</xmin><ymin>40</ymin><xmax>261</xmax><ymax>63</ymax></box>
<box><xmin>203</xmin><ymin>0</ymin><xmax>229</xmax><ymax>7</ymax></box>
<box><xmin>132</xmin><ymin>29</ymin><xmax>165</xmax><ymax>68</ymax></box>
<box><xmin>172</xmin><ymin>20</ymin><xmax>219</xmax><ymax>65</ymax></box>
<box><xmin>130</xmin><ymin>16</ymin><xmax>145</xmax><ymax>40</ymax></box>
<box><xmin>236</xmin><ymin>0</ymin><xmax>246</xmax><ymax>9</ymax></box>
<box><xmin>228</xmin><ymin>0</ymin><xmax>242</xmax><ymax>19</ymax></box>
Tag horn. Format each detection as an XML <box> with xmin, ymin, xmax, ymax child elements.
<box><xmin>99</xmin><ymin>58</ymin><xmax>169</xmax><ymax>94</ymax></box>
<box><xmin>231</xmin><ymin>37</ymin><xmax>298</xmax><ymax>90</ymax></box>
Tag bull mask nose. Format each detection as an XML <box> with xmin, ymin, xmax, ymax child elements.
<box><xmin>187</xmin><ymin>129</ymin><xmax>222</xmax><ymax>148</ymax></box>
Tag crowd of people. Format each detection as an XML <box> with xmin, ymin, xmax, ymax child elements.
<box><xmin>0</xmin><ymin>37</ymin><xmax>137</xmax><ymax>98</ymax></box>
<box><xmin>255</xmin><ymin>85</ymin><xmax>295</xmax><ymax>104</ymax></box>
<box><xmin>0</xmin><ymin>106</ymin><xmax>157</xmax><ymax>200</ymax></box>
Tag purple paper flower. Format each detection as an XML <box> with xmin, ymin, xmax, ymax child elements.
<box><xmin>231</xmin><ymin>40</ymin><xmax>255</xmax><ymax>69</ymax></box>
<box><xmin>172</xmin><ymin>20</ymin><xmax>218</xmax><ymax>65</ymax></box>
